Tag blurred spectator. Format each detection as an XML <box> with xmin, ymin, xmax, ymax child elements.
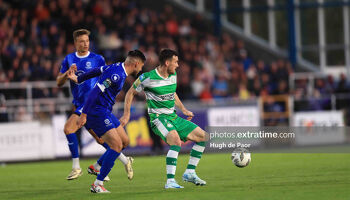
<box><xmin>0</xmin><ymin>93</ymin><xmax>9</xmax><ymax>122</ymax></box>
<box><xmin>191</xmin><ymin>68</ymin><xmax>204</xmax><ymax>98</ymax></box>
<box><xmin>325</xmin><ymin>75</ymin><xmax>336</xmax><ymax>94</ymax></box>
<box><xmin>15</xmin><ymin>106</ymin><xmax>32</xmax><ymax>121</ymax></box>
<box><xmin>336</xmin><ymin>73</ymin><xmax>350</xmax><ymax>93</ymax></box>
<box><xmin>199</xmin><ymin>81</ymin><xmax>213</xmax><ymax>103</ymax></box>
<box><xmin>212</xmin><ymin>72</ymin><xmax>228</xmax><ymax>99</ymax></box>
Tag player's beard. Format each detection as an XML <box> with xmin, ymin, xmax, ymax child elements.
<box><xmin>130</xmin><ymin>70</ymin><xmax>139</xmax><ymax>77</ymax></box>
<box><xmin>168</xmin><ymin>68</ymin><xmax>176</xmax><ymax>74</ymax></box>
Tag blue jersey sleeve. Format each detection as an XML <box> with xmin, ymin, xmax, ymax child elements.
<box><xmin>77</xmin><ymin>65</ymin><xmax>111</xmax><ymax>83</ymax></box>
<box><xmin>60</xmin><ymin>56</ymin><xmax>69</xmax><ymax>73</ymax></box>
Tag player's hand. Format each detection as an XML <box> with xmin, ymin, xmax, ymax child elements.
<box><xmin>77</xmin><ymin>113</ymin><xmax>87</xmax><ymax>128</ymax></box>
<box><xmin>69</xmin><ymin>64</ymin><xmax>77</xmax><ymax>72</ymax></box>
<box><xmin>183</xmin><ymin>109</ymin><xmax>194</xmax><ymax>121</ymax></box>
<box><xmin>67</xmin><ymin>69</ymin><xmax>78</xmax><ymax>83</ymax></box>
<box><xmin>120</xmin><ymin>114</ymin><xmax>130</xmax><ymax>127</ymax></box>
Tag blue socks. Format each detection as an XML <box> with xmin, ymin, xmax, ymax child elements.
<box><xmin>97</xmin><ymin>149</ymin><xmax>120</xmax><ymax>181</ymax></box>
<box><xmin>66</xmin><ymin>133</ymin><xmax>79</xmax><ymax>158</ymax></box>
<box><xmin>97</xmin><ymin>143</ymin><xmax>110</xmax><ymax>166</ymax></box>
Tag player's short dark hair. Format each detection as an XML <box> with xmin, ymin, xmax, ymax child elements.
<box><xmin>159</xmin><ymin>49</ymin><xmax>178</xmax><ymax>65</ymax></box>
<box><xmin>73</xmin><ymin>29</ymin><xmax>90</xmax><ymax>41</ymax></box>
<box><xmin>127</xmin><ymin>49</ymin><xmax>146</xmax><ymax>62</ymax></box>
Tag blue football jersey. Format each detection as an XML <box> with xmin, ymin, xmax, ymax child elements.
<box><xmin>60</xmin><ymin>51</ymin><xmax>105</xmax><ymax>107</ymax></box>
<box><xmin>83</xmin><ymin>62</ymin><xmax>128</xmax><ymax>113</ymax></box>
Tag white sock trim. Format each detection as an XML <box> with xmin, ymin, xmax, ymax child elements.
<box><xmin>94</xmin><ymin>179</ymin><xmax>103</xmax><ymax>186</ymax></box>
<box><xmin>93</xmin><ymin>162</ymin><xmax>101</xmax><ymax>171</ymax></box>
<box><xmin>167</xmin><ymin>150</ymin><xmax>179</xmax><ymax>158</ymax></box>
<box><xmin>166</xmin><ymin>165</ymin><xmax>177</xmax><ymax>175</ymax></box>
<box><xmin>167</xmin><ymin>178</ymin><xmax>175</xmax><ymax>184</ymax></box>
<box><xmin>193</xmin><ymin>144</ymin><xmax>205</xmax><ymax>152</ymax></box>
<box><xmin>188</xmin><ymin>157</ymin><xmax>200</xmax><ymax>166</ymax></box>
<box><xmin>72</xmin><ymin>158</ymin><xmax>80</xmax><ymax>169</ymax></box>
<box><xmin>118</xmin><ymin>153</ymin><xmax>128</xmax><ymax>165</ymax></box>
<box><xmin>185</xmin><ymin>169</ymin><xmax>195</xmax><ymax>174</ymax></box>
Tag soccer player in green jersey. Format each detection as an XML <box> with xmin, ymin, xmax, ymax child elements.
<box><xmin>120</xmin><ymin>49</ymin><xmax>208</xmax><ymax>189</ymax></box>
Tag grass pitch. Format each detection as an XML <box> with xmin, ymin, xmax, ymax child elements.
<box><xmin>0</xmin><ymin>153</ymin><xmax>349</xmax><ymax>200</ymax></box>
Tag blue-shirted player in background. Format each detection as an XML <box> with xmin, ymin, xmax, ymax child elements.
<box><xmin>67</xmin><ymin>49</ymin><xmax>146</xmax><ymax>193</ymax></box>
<box><xmin>56</xmin><ymin>29</ymin><xmax>133</xmax><ymax>181</ymax></box>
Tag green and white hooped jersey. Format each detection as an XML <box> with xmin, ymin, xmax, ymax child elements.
<box><xmin>133</xmin><ymin>68</ymin><xmax>177</xmax><ymax>119</ymax></box>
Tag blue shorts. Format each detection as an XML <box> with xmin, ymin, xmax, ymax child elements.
<box><xmin>85</xmin><ymin>112</ymin><xmax>121</xmax><ymax>137</ymax></box>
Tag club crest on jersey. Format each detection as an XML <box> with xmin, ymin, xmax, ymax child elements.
<box><xmin>111</xmin><ymin>74</ymin><xmax>120</xmax><ymax>82</ymax></box>
<box><xmin>167</xmin><ymin>123</ymin><xmax>173</xmax><ymax>128</ymax></box>
<box><xmin>86</xmin><ymin>62</ymin><xmax>92</xmax><ymax>69</ymax></box>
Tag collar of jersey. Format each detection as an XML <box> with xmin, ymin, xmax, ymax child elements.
<box><xmin>75</xmin><ymin>51</ymin><xmax>90</xmax><ymax>58</ymax></box>
<box><xmin>122</xmin><ymin>62</ymin><xmax>128</xmax><ymax>76</ymax></box>
<box><xmin>155</xmin><ymin>68</ymin><xmax>169</xmax><ymax>80</ymax></box>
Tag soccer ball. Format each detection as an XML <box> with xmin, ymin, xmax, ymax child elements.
<box><xmin>231</xmin><ymin>148</ymin><xmax>251</xmax><ymax>168</ymax></box>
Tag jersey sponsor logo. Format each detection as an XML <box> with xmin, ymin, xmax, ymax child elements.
<box><xmin>111</xmin><ymin>74</ymin><xmax>120</xmax><ymax>82</ymax></box>
<box><xmin>103</xmin><ymin>78</ymin><xmax>112</xmax><ymax>88</ymax></box>
<box><xmin>158</xmin><ymin>93</ymin><xmax>175</xmax><ymax>101</ymax></box>
<box><xmin>86</xmin><ymin>62</ymin><xmax>92</xmax><ymax>69</ymax></box>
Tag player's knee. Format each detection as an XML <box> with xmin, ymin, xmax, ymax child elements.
<box><xmin>173</xmin><ymin>138</ymin><xmax>181</xmax><ymax>146</ymax></box>
<box><xmin>166</xmin><ymin>131</ymin><xmax>181</xmax><ymax>146</ymax></box>
<box><xmin>110</xmin><ymin>142</ymin><xmax>123</xmax><ymax>152</ymax></box>
<box><xmin>122</xmin><ymin>137</ymin><xmax>129</xmax><ymax>148</ymax></box>
<box><xmin>63</xmin><ymin>125</ymin><xmax>72</xmax><ymax>135</ymax></box>
<box><xmin>197</xmin><ymin>132</ymin><xmax>208</xmax><ymax>142</ymax></box>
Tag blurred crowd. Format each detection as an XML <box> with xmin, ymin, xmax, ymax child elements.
<box><xmin>1</xmin><ymin>0</ymin><xmax>350</xmax><ymax>106</ymax></box>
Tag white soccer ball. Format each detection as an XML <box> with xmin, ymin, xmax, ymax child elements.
<box><xmin>231</xmin><ymin>148</ymin><xmax>251</xmax><ymax>168</ymax></box>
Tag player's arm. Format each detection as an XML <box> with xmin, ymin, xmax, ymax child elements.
<box><xmin>57</xmin><ymin>64</ymin><xmax>77</xmax><ymax>87</ymax></box>
<box><xmin>75</xmin><ymin>66</ymin><xmax>106</xmax><ymax>84</ymax></box>
<box><xmin>174</xmin><ymin>93</ymin><xmax>194</xmax><ymax>121</ymax></box>
<box><xmin>120</xmin><ymin>87</ymin><xmax>138</xmax><ymax>127</ymax></box>
<box><xmin>120</xmin><ymin>74</ymin><xmax>146</xmax><ymax>126</ymax></box>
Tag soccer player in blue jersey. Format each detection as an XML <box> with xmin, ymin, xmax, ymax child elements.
<box><xmin>56</xmin><ymin>29</ymin><xmax>133</xmax><ymax>181</ymax></box>
<box><xmin>67</xmin><ymin>49</ymin><xmax>146</xmax><ymax>193</ymax></box>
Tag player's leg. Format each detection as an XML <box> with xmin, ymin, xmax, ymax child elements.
<box><xmin>164</xmin><ymin>130</ymin><xmax>184</xmax><ymax>189</ymax></box>
<box><xmin>151</xmin><ymin>117</ymin><xmax>183</xmax><ymax>189</ymax></box>
<box><xmin>150</xmin><ymin>118</ymin><xmax>184</xmax><ymax>188</ymax></box>
<box><xmin>183</xmin><ymin>127</ymin><xmax>207</xmax><ymax>185</ymax></box>
<box><xmin>91</xmin><ymin>128</ymin><xmax>123</xmax><ymax>193</ymax></box>
<box><xmin>86</xmin><ymin>128</ymin><xmax>111</xmax><ymax>182</ymax></box>
<box><xmin>86</xmin><ymin>127</ymin><xmax>132</xmax><ymax>180</ymax></box>
<box><xmin>63</xmin><ymin>113</ymin><xmax>82</xmax><ymax>180</ymax></box>
<box><xmin>115</xmin><ymin>125</ymin><xmax>134</xmax><ymax>180</ymax></box>
<box><xmin>174</xmin><ymin>117</ymin><xmax>207</xmax><ymax>186</ymax></box>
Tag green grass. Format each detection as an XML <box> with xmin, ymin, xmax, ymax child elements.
<box><xmin>0</xmin><ymin>153</ymin><xmax>349</xmax><ymax>200</ymax></box>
